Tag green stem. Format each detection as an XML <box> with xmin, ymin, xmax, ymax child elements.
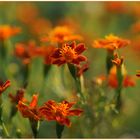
<box><xmin>29</xmin><ymin>119</ymin><xmax>40</xmax><ymax>138</ymax></box>
<box><xmin>67</xmin><ymin>64</ymin><xmax>87</xmax><ymax>104</ymax></box>
<box><xmin>0</xmin><ymin>120</ymin><xmax>10</xmax><ymax>138</ymax></box>
<box><xmin>75</xmin><ymin>76</ymin><xmax>86</xmax><ymax>104</ymax></box>
<box><xmin>106</xmin><ymin>50</ymin><xmax>114</xmax><ymax>74</ymax></box>
<box><xmin>56</xmin><ymin>122</ymin><xmax>64</xmax><ymax>138</ymax></box>
<box><xmin>0</xmin><ymin>101</ymin><xmax>10</xmax><ymax>138</ymax></box>
<box><xmin>115</xmin><ymin>65</ymin><xmax>123</xmax><ymax>112</ymax></box>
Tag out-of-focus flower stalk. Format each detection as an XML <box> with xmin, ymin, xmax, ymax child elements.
<box><xmin>0</xmin><ymin>102</ymin><xmax>10</xmax><ymax>138</ymax></box>
<box><xmin>106</xmin><ymin>50</ymin><xmax>114</xmax><ymax>74</ymax></box>
<box><xmin>115</xmin><ymin>64</ymin><xmax>123</xmax><ymax>112</ymax></box>
<box><xmin>22</xmin><ymin>64</ymin><xmax>30</xmax><ymax>88</ymax></box>
<box><xmin>112</xmin><ymin>53</ymin><xmax>124</xmax><ymax>113</ymax></box>
<box><xmin>0</xmin><ymin>41</ymin><xmax>8</xmax><ymax>80</ymax></box>
<box><xmin>68</xmin><ymin>64</ymin><xmax>86</xmax><ymax>104</ymax></box>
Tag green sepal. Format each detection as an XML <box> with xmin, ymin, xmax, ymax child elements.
<box><xmin>56</xmin><ymin>122</ymin><xmax>64</xmax><ymax>138</ymax></box>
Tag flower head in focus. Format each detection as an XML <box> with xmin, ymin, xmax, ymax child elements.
<box><xmin>51</xmin><ymin>41</ymin><xmax>87</xmax><ymax>66</ymax></box>
<box><xmin>39</xmin><ymin>100</ymin><xmax>83</xmax><ymax>127</ymax></box>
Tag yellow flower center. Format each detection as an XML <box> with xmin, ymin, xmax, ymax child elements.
<box><xmin>60</xmin><ymin>45</ymin><xmax>76</xmax><ymax>62</ymax></box>
<box><xmin>56</xmin><ymin>103</ymin><xmax>69</xmax><ymax>117</ymax></box>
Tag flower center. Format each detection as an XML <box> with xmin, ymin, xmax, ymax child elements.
<box><xmin>56</xmin><ymin>103</ymin><xmax>68</xmax><ymax>117</ymax></box>
<box><xmin>60</xmin><ymin>45</ymin><xmax>76</xmax><ymax>62</ymax></box>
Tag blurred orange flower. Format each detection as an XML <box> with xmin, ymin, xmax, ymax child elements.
<box><xmin>17</xmin><ymin>94</ymin><xmax>40</xmax><ymax>121</ymax></box>
<box><xmin>39</xmin><ymin>100</ymin><xmax>83</xmax><ymax>127</ymax></box>
<box><xmin>33</xmin><ymin>45</ymin><xmax>56</xmax><ymax>65</ymax></box>
<box><xmin>108</xmin><ymin>66</ymin><xmax>135</xmax><ymax>88</ymax></box>
<box><xmin>16</xmin><ymin>3</ymin><xmax>39</xmax><ymax>25</ymax></box>
<box><xmin>51</xmin><ymin>41</ymin><xmax>87</xmax><ymax>66</ymax></box>
<box><xmin>92</xmin><ymin>34</ymin><xmax>130</xmax><ymax>51</ymax></box>
<box><xmin>130</xmin><ymin>3</ymin><xmax>140</xmax><ymax>18</ymax></box>
<box><xmin>104</xmin><ymin>2</ymin><xmax>126</xmax><ymax>14</ymax></box>
<box><xmin>41</xmin><ymin>26</ymin><xmax>83</xmax><ymax>44</ymax></box>
<box><xmin>0</xmin><ymin>25</ymin><xmax>21</xmax><ymax>41</ymax></box>
<box><xmin>30</xmin><ymin>18</ymin><xmax>52</xmax><ymax>36</ymax></box>
<box><xmin>93</xmin><ymin>75</ymin><xmax>106</xmax><ymax>86</ymax></box>
<box><xmin>9</xmin><ymin>88</ymin><xmax>26</xmax><ymax>104</ymax></box>
<box><xmin>0</xmin><ymin>80</ymin><xmax>11</xmax><ymax>95</ymax></box>
<box><xmin>15</xmin><ymin>41</ymin><xmax>42</xmax><ymax>65</ymax></box>
<box><xmin>131</xmin><ymin>21</ymin><xmax>140</xmax><ymax>34</ymax></box>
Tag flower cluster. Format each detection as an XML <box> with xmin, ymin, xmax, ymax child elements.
<box><xmin>17</xmin><ymin>94</ymin><xmax>83</xmax><ymax>127</ymax></box>
<box><xmin>0</xmin><ymin>3</ymin><xmax>139</xmax><ymax>138</ymax></box>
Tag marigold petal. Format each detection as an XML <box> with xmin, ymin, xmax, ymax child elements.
<box><xmin>75</xmin><ymin>43</ymin><xmax>86</xmax><ymax>54</ymax></box>
<box><xmin>76</xmin><ymin>55</ymin><xmax>87</xmax><ymax>62</ymax></box>
<box><xmin>0</xmin><ymin>80</ymin><xmax>11</xmax><ymax>95</ymax></box>
<box><xmin>62</xmin><ymin>100</ymin><xmax>76</xmax><ymax>109</ymax></box>
<box><xmin>52</xmin><ymin>59</ymin><xmax>66</xmax><ymax>66</ymax></box>
<box><xmin>29</xmin><ymin>94</ymin><xmax>38</xmax><ymax>108</ymax></box>
<box><xmin>56</xmin><ymin>116</ymin><xmax>71</xmax><ymax>127</ymax></box>
<box><xmin>68</xmin><ymin>109</ymin><xmax>83</xmax><ymax>116</ymax></box>
<box><xmin>66</xmin><ymin>41</ymin><xmax>76</xmax><ymax>49</ymax></box>
<box><xmin>51</xmin><ymin>49</ymin><xmax>61</xmax><ymax>58</ymax></box>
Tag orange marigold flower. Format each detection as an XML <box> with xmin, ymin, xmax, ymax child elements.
<box><xmin>41</xmin><ymin>26</ymin><xmax>83</xmax><ymax>43</ymax></box>
<box><xmin>39</xmin><ymin>100</ymin><xmax>83</xmax><ymax>127</ymax></box>
<box><xmin>0</xmin><ymin>80</ymin><xmax>11</xmax><ymax>95</ymax></box>
<box><xmin>92</xmin><ymin>34</ymin><xmax>130</xmax><ymax>51</ymax></box>
<box><xmin>9</xmin><ymin>88</ymin><xmax>26</xmax><ymax>104</ymax></box>
<box><xmin>17</xmin><ymin>94</ymin><xmax>40</xmax><ymax>121</ymax></box>
<box><xmin>15</xmin><ymin>41</ymin><xmax>41</xmax><ymax>65</ymax></box>
<box><xmin>0</xmin><ymin>25</ymin><xmax>21</xmax><ymax>41</ymax></box>
<box><xmin>51</xmin><ymin>41</ymin><xmax>87</xmax><ymax>66</ymax></box>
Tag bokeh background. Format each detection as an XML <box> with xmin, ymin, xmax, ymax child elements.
<box><xmin>1</xmin><ymin>1</ymin><xmax>140</xmax><ymax>138</ymax></box>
